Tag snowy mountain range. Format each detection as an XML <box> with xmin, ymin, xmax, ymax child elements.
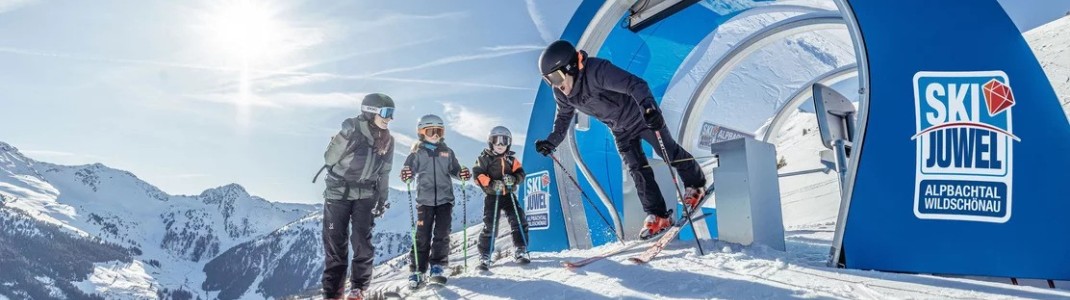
<box><xmin>0</xmin><ymin>141</ymin><xmax>483</xmax><ymax>299</ymax></box>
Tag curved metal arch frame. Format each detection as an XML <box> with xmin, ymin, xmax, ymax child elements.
<box><xmin>677</xmin><ymin>12</ymin><xmax>847</xmax><ymax>146</ymax></box>
<box><xmin>828</xmin><ymin>0</ymin><xmax>870</xmax><ymax>268</ymax></box>
<box><xmin>557</xmin><ymin>1</ymin><xmax>860</xmax><ymax>245</ymax></box>
<box><xmin>761</xmin><ymin>64</ymin><xmax>858</xmax><ymax>144</ymax></box>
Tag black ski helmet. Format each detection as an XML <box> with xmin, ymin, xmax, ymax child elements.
<box><xmin>539</xmin><ymin>40</ymin><xmax>579</xmax><ymax>77</ymax></box>
<box><xmin>361</xmin><ymin>93</ymin><xmax>395</xmax><ymax>120</ymax></box>
<box><xmin>488</xmin><ymin>126</ymin><xmax>512</xmax><ymax>151</ymax></box>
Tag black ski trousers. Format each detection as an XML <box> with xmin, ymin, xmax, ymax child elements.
<box><xmin>410</xmin><ymin>203</ymin><xmax>453</xmax><ymax>273</ymax></box>
<box><xmin>477</xmin><ymin>193</ymin><xmax>528</xmax><ymax>257</ymax></box>
<box><xmin>616</xmin><ymin>126</ymin><xmax>706</xmax><ymax>217</ymax></box>
<box><xmin>322</xmin><ymin>198</ymin><xmax>376</xmax><ymax>297</ymax></box>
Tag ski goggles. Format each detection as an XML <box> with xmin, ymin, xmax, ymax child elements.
<box><xmin>542</xmin><ymin>69</ymin><xmax>567</xmax><ymax>87</ymax></box>
<box><xmin>420</xmin><ymin>126</ymin><xmax>445</xmax><ymax>137</ymax></box>
<box><xmin>361</xmin><ymin>105</ymin><xmax>395</xmax><ymax>119</ymax></box>
<box><xmin>490</xmin><ymin>135</ymin><xmax>511</xmax><ymax>146</ymax></box>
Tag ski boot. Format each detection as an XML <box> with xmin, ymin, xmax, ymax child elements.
<box><xmin>345</xmin><ymin>288</ymin><xmax>364</xmax><ymax>300</ymax></box>
<box><xmin>407</xmin><ymin>272</ymin><xmax>422</xmax><ymax>290</ymax></box>
<box><xmin>638</xmin><ymin>210</ymin><xmax>675</xmax><ymax>240</ymax></box>
<box><xmin>682</xmin><ymin>187</ymin><xmax>706</xmax><ymax>212</ymax></box>
<box><xmin>514</xmin><ymin>247</ymin><xmax>531</xmax><ymax>265</ymax></box>
<box><xmin>476</xmin><ymin>254</ymin><xmax>492</xmax><ymax>271</ymax></box>
<box><xmin>428</xmin><ymin>264</ymin><xmax>448</xmax><ymax>285</ymax></box>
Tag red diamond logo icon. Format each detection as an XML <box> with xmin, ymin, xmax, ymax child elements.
<box><xmin>982</xmin><ymin>79</ymin><xmax>1015</xmax><ymax>116</ymax></box>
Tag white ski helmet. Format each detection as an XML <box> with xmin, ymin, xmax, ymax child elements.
<box><xmin>417</xmin><ymin>114</ymin><xmax>445</xmax><ymax>139</ymax></box>
<box><xmin>488</xmin><ymin>126</ymin><xmax>512</xmax><ymax>150</ymax></box>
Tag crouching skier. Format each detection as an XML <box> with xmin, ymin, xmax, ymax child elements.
<box><xmin>472</xmin><ymin>126</ymin><xmax>529</xmax><ymax>271</ymax></box>
<box><xmin>315</xmin><ymin>93</ymin><xmax>396</xmax><ymax>300</ymax></box>
<box><xmin>533</xmin><ymin>40</ymin><xmax>708</xmax><ymax>240</ymax></box>
<box><xmin>399</xmin><ymin>114</ymin><xmax>471</xmax><ymax>289</ymax></box>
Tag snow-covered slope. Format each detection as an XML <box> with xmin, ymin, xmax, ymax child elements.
<box><xmin>345</xmin><ymin>109</ymin><xmax>1069</xmax><ymax>300</ymax></box>
<box><xmin>1026</xmin><ymin>14</ymin><xmax>1070</xmax><ymax>121</ymax></box>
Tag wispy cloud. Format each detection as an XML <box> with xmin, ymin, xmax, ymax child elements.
<box><xmin>353</xmin><ymin>11</ymin><xmax>467</xmax><ymax>27</ymax></box>
<box><xmin>441</xmin><ymin>102</ymin><xmax>526</xmax><ymax>146</ymax></box>
<box><xmin>393</xmin><ymin>133</ymin><xmax>419</xmax><ymax>154</ymax></box>
<box><xmin>525</xmin><ymin>0</ymin><xmax>555</xmax><ymax>43</ymax></box>
<box><xmin>0</xmin><ymin>46</ymin><xmax>535</xmax><ymax>93</ymax></box>
<box><xmin>362</xmin><ymin>47</ymin><xmax>542</xmax><ymax>78</ymax></box>
<box><xmin>0</xmin><ymin>0</ymin><xmax>36</xmax><ymax>14</ymax></box>
<box><xmin>480</xmin><ymin>45</ymin><xmax>545</xmax><ymax>52</ymax></box>
<box><xmin>182</xmin><ymin>92</ymin><xmax>369</xmax><ymax>109</ymax></box>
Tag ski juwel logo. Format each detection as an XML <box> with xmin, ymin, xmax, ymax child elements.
<box><xmin>912</xmin><ymin>71</ymin><xmax>1019</xmax><ymax>223</ymax></box>
<box><xmin>524</xmin><ymin>171</ymin><xmax>551</xmax><ymax>230</ymax></box>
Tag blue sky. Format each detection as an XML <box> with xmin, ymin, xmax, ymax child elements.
<box><xmin>0</xmin><ymin>0</ymin><xmax>1064</xmax><ymax>204</ymax></box>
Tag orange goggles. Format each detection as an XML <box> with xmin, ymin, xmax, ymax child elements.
<box><xmin>419</xmin><ymin>126</ymin><xmax>445</xmax><ymax>137</ymax></box>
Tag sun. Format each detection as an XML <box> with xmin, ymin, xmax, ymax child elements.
<box><xmin>203</xmin><ymin>0</ymin><xmax>285</xmax><ymax>64</ymax></box>
<box><xmin>199</xmin><ymin>0</ymin><xmax>293</xmax><ymax>125</ymax></box>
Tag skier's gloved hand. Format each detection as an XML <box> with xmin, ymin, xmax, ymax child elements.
<box><xmin>643</xmin><ymin>106</ymin><xmax>665</xmax><ymax>130</ymax></box>
<box><xmin>502</xmin><ymin>175</ymin><xmax>517</xmax><ymax>188</ymax></box>
<box><xmin>372</xmin><ymin>200</ymin><xmax>388</xmax><ymax>218</ymax></box>
<box><xmin>491</xmin><ymin>180</ymin><xmax>506</xmax><ymax>195</ymax></box>
<box><xmin>458</xmin><ymin>167</ymin><xmax>471</xmax><ymax>181</ymax></box>
<box><xmin>400</xmin><ymin>166</ymin><xmax>414</xmax><ymax>182</ymax></box>
<box><xmin>535</xmin><ymin>140</ymin><xmax>556</xmax><ymax>156</ymax></box>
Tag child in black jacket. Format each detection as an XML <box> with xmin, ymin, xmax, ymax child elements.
<box><xmin>471</xmin><ymin>126</ymin><xmax>528</xmax><ymax>270</ymax></box>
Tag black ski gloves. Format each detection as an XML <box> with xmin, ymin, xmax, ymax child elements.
<box><xmin>535</xmin><ymin>140</ymin><xmax>556</xmax><ymax>156</ymax></box>
<box><xmin>372</xmin><ymin>200</ymin><xmax>388</xmax><ymax>218</ymax></box>
<box><xmin>643</xmin><ymin>106</ymin><xmax>665</xmax><ymax>130</ymax></box>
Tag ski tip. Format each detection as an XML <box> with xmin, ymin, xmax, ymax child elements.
<box><xmin>561</xmin><ymin>262</ymin><xmax>577</xmax><ymax>269</ymax></box>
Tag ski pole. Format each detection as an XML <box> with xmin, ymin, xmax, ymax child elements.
<box><xmin>548</xmin><ymin>153</ymin><xmax>625</xmax><ymax>245</ymax></box>
<box><xmin>641</xmin><ymin>155</ymin><xmax>719</xmax><ymax>169</ymax></box>
<box><xmin>653</xmin><ymin>130</ymin><xmax>705</xmax><ymax>255</ymax></box>
<box><xmin>487</xmin><ymin>188</ymin><xmax>502</xmax><ymax>263</ymax></box>
<box><xmin>460</xmin><ymin>172</ymin><xmax>469</xmax><ymax>273</ymax></box>
<box><xmin>405</xmin><ymin>179</ymin><xmax>420</xmax><ymax>275</ymax></box>
<box><xmin>508</xmin><ymin>189</ymin><xmax>530</xmax><ymax>250</ymax></box>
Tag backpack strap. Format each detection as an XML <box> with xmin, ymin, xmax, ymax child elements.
<box><xmin>312</xmin><ymin>165</ymin><xmax>329</xmax><ymax>183</ymax></box>
<box><xmin>313</xmin><ymin>128</ymin><xmax>364</xmax><ymax>183</ymax></box>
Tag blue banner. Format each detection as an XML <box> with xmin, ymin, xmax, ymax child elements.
<box><xmin>841</xmin><ymin>0</ymin><xmax>1070</xmax><ymax>280</ymax></box>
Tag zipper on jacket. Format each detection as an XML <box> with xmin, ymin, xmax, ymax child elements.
<box><xmin>432</xmin><ymin>147</ymin><xmax>439</xmax><ymax>206</ymax></box>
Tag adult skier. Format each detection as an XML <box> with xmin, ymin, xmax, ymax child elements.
<box><xmin>316</xmin><ymin>93</ymin><xmax>395</xmax><ymax>300</ymax></box>
<box><xmin>533</xmin><ymin>40</ymin><xmax>707</xmax><ymax>240</ymax></box>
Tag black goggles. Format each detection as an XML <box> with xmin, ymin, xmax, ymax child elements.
<box><xmin>542</xmin><ymin>69</ymin><xmax>567</xmax><ymax>87</ymax></box>
<box><xmin>491</xmin><ymin>135</ymin><xmax>511</xmax><ymax>146</ymax></box>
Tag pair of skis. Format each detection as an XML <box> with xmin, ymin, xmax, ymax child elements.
<box><xmin>556</xmin><ymin>130</ymin><xmax>712</xmax><ymax>269</ymax></box>
<box><xmin>382</xmin><ymin>276</ymin><xmax>447</xmax><ymax>299</ymax></box>
<box><xmin>561</xmin><ymin>208</ymin><xmax>711</xmax><ymax>269</ymax></box>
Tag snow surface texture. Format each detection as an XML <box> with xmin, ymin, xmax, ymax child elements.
<box><xmin>356</xmin><ymin>111</ymin><xmax>1070</xmax><ymax>300</ymax></box>
<box><xmin>1025</xmin><ymin>15</ymin><xmax>1070</xmax><ymax>122</ymax></box>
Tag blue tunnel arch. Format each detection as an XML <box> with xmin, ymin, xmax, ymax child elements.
<box><xmin>518</xmin><ymin>0</ymin><xmax>1069</xmax><ymax>282</ymax></box>
<box><xmin>518</xmin><ymin>0</ymin><xmax>856</xmax><ymax>250</ymax></box>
